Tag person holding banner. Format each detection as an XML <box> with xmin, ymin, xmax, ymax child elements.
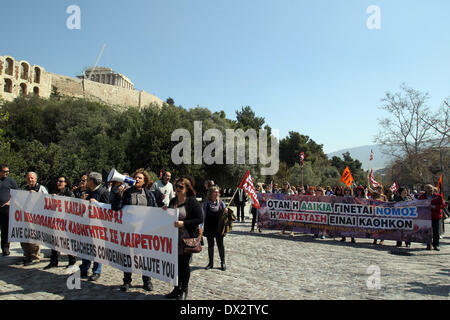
<box><xmin>0</xmin><ymin>164</ymin><xmax>18</xmax><ymax>256</ymax></box>
<box><xmin>73</xmin><ymin>174</ymin><xmax>89</xmax><ymax>199</ymax></box>
<box><xmin>354</xmin><ymin>185</ymin><xmax>368</xmax><ymax>199</ymax></box>
<box><xmin>340</xmin><ymin>186</ymin><xmax>356</xmax><ymax>244</ymax></box>
<box><xmin>282</xmin><ymin>182</ymin><xmax>295</xmax><ymax>195</ymax></box>
<box><xmin>21</xmin><ymin>172</ymin><xmax>48</xmax><ymax>266</ymax></box>
<box><xmin>333</xmin><ymin>186</ymin><xmax>344</xmax><ymax>197</ymax></box>
<box><xmin>79</xmin><ymin>172</ymin><xmax>110</xmax><ymax>281</ymax></box>
<box><xmin>110</xmin><ymin>169</ymin><xmax>159</xmax><ymax>292</ymax></box>
<box><xmin>325</xmin><ymin>186</ymin><xmax>333</xmax><ymax>196</ymax></box>
<box><xmin>419</xmin><ymin>184</ymin><xmax>446</xmax><ymax>251</ymax></box>
<box><xmin>165</xmin><ymin>177</ymin><xmax>203</xmax><ymax>300</ymax></box>
<box><xmin>385</xmin><ymin>189</ymin><xmax>394</xmax><ymax>202</ymax></box>
<box><xmin>394</xmin><ymin>187</ymin><xmax>412</xmax><ymax>248</ymax></box>
<box><xmin>202</xmin><ymin>185</ymin><xmax>228</xmax><ymax>271</ymax></box>
<box><xmin>368</xmin><ymin>185</ymin><xmax>387</xmax><ymax>245</ymax></box>
<box><xmin>280</xmin><ymin>182</ymin><xmax>295</xmax><ymax>237</ymax></box>
<box><xmin>44</xmin><ymin>175</ymin><xmax>78</xmax><ymax>271</ymax></box>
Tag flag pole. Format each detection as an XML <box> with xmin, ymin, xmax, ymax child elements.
<box><xmin>301</xmin><ymin>166</ymin><xmax>304</xmax><ymax>187</ymax></box>
<box><xmin>227</xmin><ymin>186</ymin><xmax>239</xmax><ymax>208</ymax></box>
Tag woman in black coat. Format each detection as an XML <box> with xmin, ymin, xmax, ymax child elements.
<box><xmin>44</xmin><ymin>175</ymin><xmax>77</xmax><ymax>271</ymax></box>
<box><xmin>164</xmin><ymin>177</ymin><xmax>203</xmax><ymax>300</ymax></box>
<box><xmin>110</xmin><ymin>169</ymin><xmax>159</xmax><ymax>292</ymax></box>
<box><xmin>202</xmin><ymin>185</ymin><xmax>228</xmax><ymax>271</ymax></box>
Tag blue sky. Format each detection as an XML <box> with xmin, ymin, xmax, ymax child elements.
<box><xmin>2</xmin><ymin>0</ymin><xmax>449</xmax><ymax>154</ymax></box>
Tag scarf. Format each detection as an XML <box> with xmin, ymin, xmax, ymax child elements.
<box><xmin>207</xmin><ymin>200</ymin><xmax>222</xmax><ymax>212</ymax></box>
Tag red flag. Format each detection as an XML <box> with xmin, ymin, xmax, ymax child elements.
<box><xmin>299</xmin><ymin>152</ymin><xmax>305</xmax><ymax>168</ymax></box>
<box><xmin>437</xmin><ymin>174</ymin><xmax>443</xmax><ymax>197</ymax></box>
<box><xmin>238</xmin><ymin>170</ymin><xmax>261</xmax><ymax>209</ymax></box>
<box><xmin>390</xmin><ymin>182</ymin><xmax>399</xmax><ymax>192</ymax></box>
<box><xmin>369</xmin><ymin>169</ymin><xmax>381</xmax><ymax>188</ymax></box>
<box><xmin>370</xmin><ymin>149</ymin><xmax>374</xmax><ymax>161</ymax></box>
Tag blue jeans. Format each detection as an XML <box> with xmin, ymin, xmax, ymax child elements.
<box><xmin>80</xmin><ymin>259</ymin><xmax>102</xmax><ymax>275</ymax></box>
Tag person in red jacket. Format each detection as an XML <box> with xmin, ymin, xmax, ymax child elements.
<box><xmin>419</xmin><ymin>184</ymin><xmax>446</xmax><ymax>251</ymax></box>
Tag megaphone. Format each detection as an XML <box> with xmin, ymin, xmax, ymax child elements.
<box><xmin>107</xmin><ymin>168</ymin><xmax>136</xmax><ymax>186</ymax></box>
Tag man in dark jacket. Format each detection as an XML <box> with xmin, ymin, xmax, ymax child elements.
<box><xmin>79</xmin><ymin>172</ymin><xmax>110</xmax><ymax>281</ymax></box>
<box><xmin>233</xmin><ymin>188</ymin><xmax>247</xmax><ymax>223</ymax></box>
<box><xmin>0</xmin><ymin>164</ymin><xmax>18</xmax><ymax>256</ymax></box>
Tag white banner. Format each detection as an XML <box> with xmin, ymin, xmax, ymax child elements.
<box><xmin>8</xmin><ymin>190</ymin><xmax>178</xmax><ymax>285</ymax></box>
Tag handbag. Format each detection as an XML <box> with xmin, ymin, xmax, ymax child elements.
<box><xmin>181</xmin><ymin>226</ymin><xmax>203</xmax><ymax>254</ymax></box>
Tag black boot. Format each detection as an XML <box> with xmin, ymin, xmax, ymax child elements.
<box><xmin>2</xmin><ymin>245</ymin><xmax>10</xmax><ymax>256</ymax></box>
<box><xmin>143</xmin><ymin>280</ymin><xmax>153</xmax><ymax>291</ymax></box>
<box><xmin>177</xmin><ymin>287</ymin><xmax>188</xmax><ymax>300</ymax></box>
<box><xmin>165</xmin><ymin>286</ymin><xmax>181</xmax><ymax>299</ymax></box>
<box><xmin>221</xmin><ymin>261</ymin><xmax>226</xmax><ymax>271</ymax></box>
<box><xmin>205</xmin><ymin>262</ymin><xmax>213</xmax><ymax>270</ymax></box>
<box><xmin>44</xmin><ymin>261</ymin><xmax>58</xmax><ymax>270</ymax></box>
<box><xmin>120</xmin><ymin>283</ymin><xmax>131</xmax><ymax>292</ymax></box>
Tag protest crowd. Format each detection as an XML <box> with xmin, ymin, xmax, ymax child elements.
<box><xmin>0</xmin><ymin>163</ymin><xmax>448</xmax><ymax>300</ymax></box>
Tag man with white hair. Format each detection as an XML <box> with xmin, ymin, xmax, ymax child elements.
<box><xmin>79</xmin><ymin>172</ymin><xmax>110</xmax><ymax>281</ymax></box>
<box><xmin>21</xmin><ymin>172</ymin><xmax>48</xmax><ymax>265</ymax></box>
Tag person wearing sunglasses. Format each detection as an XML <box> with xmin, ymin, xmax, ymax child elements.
<box><xmin>110</xmin><ymin>168</ymin><xmax>160</xmax><ymax>292</ymax></box>
<box><xmin>44</xmin><ymin>175</ymin><xmax>77</xmax><ymax>272</ymax></box>
<box><xmin>73</xmin><ymin>174</ymin><xmax>89</xmax><ymax>199</ymax></box>
<box><xmin>0</xmin><ymin>164</ymin><xmax>18</xmax><ymax>256</ymax></box>
<box><xmin>164</xmin><ymin>177</ymin><xmax>203</xmax><ymax>300</ymax></box>
<box><xmin>21</xmin><ymin>172</ymin><xmax>48</xmax><ymax>266</ymax></box>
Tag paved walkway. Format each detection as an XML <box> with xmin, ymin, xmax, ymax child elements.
<box><xmin>1</xmin><ymin>205</ymin><xmax>449</xmax><ymax>300</ymax></box>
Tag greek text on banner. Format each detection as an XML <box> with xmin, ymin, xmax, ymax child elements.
<box><xmin>8</xmin><ymin>190</ymin><xmax>179</xmax><ymax>286</ymax></box>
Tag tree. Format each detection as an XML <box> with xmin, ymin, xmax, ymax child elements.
<box><xmin>235</xmin><ymin>106</ymin><xmax>265</xmax><ymax>130</ymax></box>
<box><xmin>166</xmin><ymin>97</ymin><xmax>175</xmax><ymax>105</ymax></box>
<box><xmin>375</xmin><ymin>84</ymin><xmax>435</xmax><ymax>183</ymax></box>
<box><xmin>375</xmin><ymin>85</ymin><xmax>450</xmax><ymax>192</ymax></box>
<box><xmin>421</xmin><ymin>98</ymin><xmax>450</xmax><ymax>139</ymax></box>
<box><xmin>330</xmin><ymin>152</ymin><xmax>366</xmax><ymax>185</ymax></box>
<box><xmin>279</xmin><ymin>131</ymin><xmax>327</xmax><ymax>168</ymax></box>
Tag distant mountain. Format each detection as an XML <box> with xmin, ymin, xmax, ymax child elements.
<box><xmin>327</xmin><ymin>145</ymin><xmax>395</xmax><ymax>171</ymax></box>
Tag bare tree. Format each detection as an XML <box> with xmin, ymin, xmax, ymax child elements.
<box><xmin>375</xmin><ymin>84</ymin><xmax>435</xmax><ymax>183</ymax></box>
<box><xmin>422</xmin><ymin>99</ymin><xmax>450</xmax><ymax>191</ymax></box>
<box><xmin>422</xmin><ymin>98</ymin><xmax>450</xmax><ymax>139</ymax></box>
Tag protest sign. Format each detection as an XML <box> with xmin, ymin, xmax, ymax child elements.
<box><xmin>9</xmin><ymin>190</ymin><xmax>178</xmax><ymax>285</ymax></box>
<box><xmin>257</xmin><ymin>193</ymin><xmax>433</xmax><ymax>243</ymax></box>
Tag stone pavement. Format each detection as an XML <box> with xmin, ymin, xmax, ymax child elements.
<box><xmin>0</xmin><ymin>205</ymin><xmax>449</xmax><ymax>300</ymax></box>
